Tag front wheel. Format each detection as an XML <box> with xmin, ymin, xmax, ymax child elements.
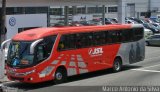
<box><xmin>54</xmin><ymin>68</ymin><xmax>67</xmax><ymax>84</ymax></box>
<box><xmin>112</xmin><ymin>58</ymin><xmax>122</xmax><ymax>72</ymax></box>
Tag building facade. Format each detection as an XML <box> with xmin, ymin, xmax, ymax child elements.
<box><xmin>150</xmin><ymin>0</ymin><xmax>160</xmax><ymax>17</ymax></box>
<box><xmin>1</xmin><ymin>0</ymin><xmax>150</xmax><ymax>25</ymax></box>
<box><xmin>0</xmin><ymin>0</ymin><xmax>150</xmax><ymax>41</ymax></box>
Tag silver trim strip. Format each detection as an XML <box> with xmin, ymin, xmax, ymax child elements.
<box><xmin>30</xmin><ymin>39</ymin><xmax>43</xmax><ymax>54</ymax></box>
<box><xmin>131</xmin><ymin>24</ymin><xmax>143</xmax><ymax>28</ymax></box>
<box><xmin>1</xmin><ymin>39</ymin><xmax>11</xmax><ymax>51</ymax></box>
<box><xmin>0</xmin><ymin>39</ymin><xmax>11</xmax><ymax>78</ymax></box>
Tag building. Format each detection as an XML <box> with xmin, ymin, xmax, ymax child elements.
<box><xmin>0</xmin><ymin>0</ymin><xmax>150</xmax><ymax>41</ymax></box>
<box><xmin>150</xmin><ymin>0</ymin><xmax>160</xmax><ymax>17</ymax></box>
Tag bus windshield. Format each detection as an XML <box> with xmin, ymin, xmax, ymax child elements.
<box><xmin>7</xmin><ymin>41</ymin><xmax>34</xmax><ymax>68</ymax></box>
<box><xmin>7</xmin><ymin>35</ymin><xmax>57</xmax><ymax>68</ymax></box>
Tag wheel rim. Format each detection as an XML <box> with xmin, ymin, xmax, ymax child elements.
<box><xmin>115</xmin><ymin>61</ymin><xmax>120</xmax><ymax>71</ymax></box>
<box><xmin>56</xmin><ymin>72</ymin><xmax>63</xmax><ymax>80</ymax></box>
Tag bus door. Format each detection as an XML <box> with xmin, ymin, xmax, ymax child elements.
<box><xmin>88</xmin><ymin>47</ymin><xmax>106</xmax><ymax>71</ymax></box>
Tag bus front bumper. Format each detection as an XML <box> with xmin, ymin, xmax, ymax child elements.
<box><xmin>6</xmin><ymin>70</ymin><xmax>52</xmax><ymax>83</ymax></box>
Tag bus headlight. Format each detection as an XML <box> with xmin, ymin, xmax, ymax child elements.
<box><xmin>13</xmin><ymin>70</ymin><xmax>35</xmax><ymax>76</ymax></box>
<box><xmin>24</xmin><ymin>70</ymin><xmax>35</xmax><ymax>75</ymax></box>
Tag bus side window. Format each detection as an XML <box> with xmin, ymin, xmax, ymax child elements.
<box><xmin>133</xmin><ymin>28</ymin><xmax>144</xmax><ymax>41</ymax></box>
<box><xmin>37</xmin><ymin>46</ymin><xmax>44</xmax><ymax>61</ymax></box>
<box><xmin>58</xmin><ymin>41</ymin><xmax>65</xmax><ymax>50</ymax></box>
<box><xmin>36</xmin><ymin>35</ymin><xmax>56</xmax><ymax>62</ymax></box>
<box><xmin>93</xmin><ymin>31</ymin><xmax>106</xmax><ymax>46</ymax></box>
<box><xmin>75</xmin><ymin>34</ymin><xmax>82</xmax><ymax>48</ymax></box>
<box><xmin>107</xmin><ymin>31</ymin><xmax>113</xmax><ymax>43</ymax></box>
<box><xmin>58</xmin><ymin>36</ymin><xmax>65</xmax><ymax>50</ymax></box>
<box><xmin>58</xmin><ymin>34</ymin><xmax>76</xmax><ymax>51</ymax></box>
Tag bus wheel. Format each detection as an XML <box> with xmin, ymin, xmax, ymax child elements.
<box><xmin>54</xmin><ymin>68</ymin><xmax>67</xmax><ymax>84</ymax></box>
<box><xmin>113</xmin><ymin>58</ymin><xmax>122</xmax><ymax>72</ymax></box>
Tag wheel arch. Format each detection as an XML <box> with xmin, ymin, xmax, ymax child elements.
<box><xmin>115</xmin><ymin>56</ymin><xmax>123</xmax><ymax>65</ymax></box>
<box><xmin>56</xmin><ymin>65</ymin><xmax>68</xmax><ymax>76</ymax></box>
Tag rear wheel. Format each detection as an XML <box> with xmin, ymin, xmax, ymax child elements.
<box><xmin>54</xmin><ymin>68</ymin><xmax>67</xmax><ymax>84</ymax></box>
<box><xmin>112</xmin><ymin>58</ymin><xmax>122</xmax><ymax>72</ymax></box>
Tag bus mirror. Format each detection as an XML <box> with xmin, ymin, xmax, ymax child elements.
<box><xmin>1</xmin><ymin>39</ymin><xmax>11</xmax><ymax>51</ymax></box>
<box><xmin>30</xmin><ymin>39</ymin><xmax>43</xmax><ymax>54</ymax></box>
<box><xmin>0</xmin><ymin>39</ymin><xmax>11</xmax><ymax>79</ymax></box>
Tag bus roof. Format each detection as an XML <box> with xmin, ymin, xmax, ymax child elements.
<box><xmin>12</xmin><ymin>24</ymin><xmax>142</xmax><ymax>41</ymax></box>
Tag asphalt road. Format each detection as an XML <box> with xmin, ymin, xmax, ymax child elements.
<box><xmin>2</xmin><ymin>46</ymin><xmax>160</xmax><ymax>92</ymax></box>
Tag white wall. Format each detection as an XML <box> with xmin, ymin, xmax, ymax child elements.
<box><xmin>150</xmin><ymin>0</ymin><xmax>160</xmax><ymax>12</ymax></box>
<box><xmin>150</xmin><ymin>0</ymin><xmax>160</xmax><ymax>16</ymax></box>
<box><xmin>125</xmin><ymin>0</ymin><xmax>149</xmax><ymax>12</ymax></box>
<box><xmin>6</xmin><ymin>14</ymin><xmax>47</xmax><ymax>40</ymax></box>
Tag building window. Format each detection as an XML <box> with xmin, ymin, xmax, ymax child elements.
<box><xmin>25</xmin><ymin>7</ymin><xmax>37</xmax><ymax>14</ymax></box>
<box><xmin>87</xmin><ymin>7</ymin><xmax>104</xmax><ymax>14</ymax></box>
<box><xmin>88</xmin><ymin>7</ymin><xmax>97</xmax><ymax>14</ymax></box>
<box><xmin>18</xmin><ymin>27</ymin><xmax>39</xmax><ymax>33</ymax></box>
<box><xmin>6</xmin><ymin>7</ymin><xmax>24</xmax><ymax>15</ymax></box>
<box><xmin>6</xmin><ymin>7</ymin><xmax>48</xmax><ymax>15</ymax></box>
<box><xmin>77</xmin><ymin>7</ymin><xmax>86</xmax><ymax>14</ymax></box>
<box><xmin>50</xmin><ymin>8</ymin><xmax>63</xmax><ymax>15</ymax></box>
<box><xmin>36</xmin><ymin>7</ymin><xmax>48</xmax><ymax>13</ymax></box>
<box><xmin>140</xmin><ymin>12</ymin><xmax>147</xmax><ymax>16</ymax></box>
<box><xmin>68</xmin><ymin>8</ymin><xmax>73</xmax><ymax>14</ymax></box>
<box><xmin>108</xmin><ymin>6</ymin><xmax>118</xmax><ymax>13</ymax></box>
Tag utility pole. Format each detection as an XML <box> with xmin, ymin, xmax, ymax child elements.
<box><xmin>118</xmin><ymin>0</ymin><xmax>126</xmax><ymax>24</ymax></box>
<box><xmin>1</xmin><ymin>0</ymin><xmax>6</xmax><ymax>44</ymax></box>
<box><xmin>64</xmin><ymin>6</ymin><xmax>69</xmax><ymax>26</ymax></box>
<box><xmin>102</xmin><ymin>5</ymin><xmax>105</xmax><ymax>25</ymax></box>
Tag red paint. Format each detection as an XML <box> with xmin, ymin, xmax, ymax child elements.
<box><xmin>7</xmin><ymin>24</ymin><xmax>131</xmax><ymax>83</ymax></box>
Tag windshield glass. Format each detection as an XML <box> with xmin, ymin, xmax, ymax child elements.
<box><xmin>7</xmin><ymin>41</ymin><xmax>34</xmax><ymax>68</ymax></box>
<box><xmin>7</xmin><ymin>35</ymin><xmax>57</xmax><ymax>68</ymax></box>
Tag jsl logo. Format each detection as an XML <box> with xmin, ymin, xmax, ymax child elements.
<box><xmin>89</xmin><ymin>48</ymin><xmax>103</xmax><ymax>56</ymax></box>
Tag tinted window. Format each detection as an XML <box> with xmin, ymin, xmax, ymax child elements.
<box><xmin>58</xmin><ymin>34</ymin><xmax>76</xmax><ymax>50</ymax></box>
<box><xmin>122</xmin><ymin>29</ymin><xmax>133</xmax><ymax>42</ymax></box>
<box><xmin>36</xmin><ymin>35</ymin><xmax>56</xmax><ymax>62</ymax></box>
<box><xmin>78</xmin><ymin>33</ymin><xmax>93</xmax><ymax>47</ymax></box>
<box><xmin>58</xmin><ymin>27</ymin><xmax>144</xmax><ymax>51</ymax></box>
<box><xmin>133</xmin><ymin>28</ymin><xmax>144</xmax><ymax>41</ymax></box>
<box><xmin>93</xmin><ymin>31</ymin><xmax>106</xmax><ymax>45</ymax></box>
<box><xmin>106</xmin><ymin>30</ymin><xmax>128</xmax><ymax>43</ymax></box>
<box><xmin>58</xmin><ymin>33</ymin><xmax>93</xmax><ymax>50</ymax></box>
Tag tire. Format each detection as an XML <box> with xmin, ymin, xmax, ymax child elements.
<box><xmin>112</xmin><ymin>58</ymin><xmax>122</xmax><ymax>72</ymax></box>
<box><xmin>145</xmin><ymin>41</ymin><xmax>150</xmax><ymax>46</ymax></box>
<box><xmin>54</xmin><ymin>68</ymin><xmax>67</xmax><ymax>84</ymax></box>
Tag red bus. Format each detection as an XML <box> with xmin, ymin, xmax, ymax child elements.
<box><xmin>2</xmin><ymin>24</ymin><xmax>145</xmax><ymax>83</ymax></box>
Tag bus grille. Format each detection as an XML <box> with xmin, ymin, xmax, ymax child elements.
<box><xmin>10</xmin><ymin>76</ymin><xmax>24</xmax><ymax>81</ymax></box>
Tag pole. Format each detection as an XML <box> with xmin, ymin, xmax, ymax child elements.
<box><xmin>64</xmin><ymin>6</ymin><xmax>69</xmax><ymax>26</ymax></box>
<box><xmin>102</xmin><ymin>5</ymin><xmax>105</xmax><ymax>25</ymax></box>
<box><xmin>0</xmin><ymin>0</ymin><xmax>6</xmax><ymax>79</ymax></box>
<box><xmin>118</xmin><ymin>0</ymin><xmax>126</xmax><ymax>24</ymax></box>
<box><xmin>1</xmin><ymin>0</ymin><xmax>6</xmax><ymax>44</ymax></box>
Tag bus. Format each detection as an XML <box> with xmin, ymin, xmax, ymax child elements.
<box><xmin>1</xmin><ymin>24</ymin><xmax>145</xmax><ymax>83</ymax></box>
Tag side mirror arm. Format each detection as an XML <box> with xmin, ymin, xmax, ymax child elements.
<box><xmin>1</xmin><ymin>39</ymin><xmax>11</xmax><ymax>52</ymax></box>
<box><xmin>30</xmin><ymin>39</ymin><xmax>43</xmax><ymax>54</ymax></box>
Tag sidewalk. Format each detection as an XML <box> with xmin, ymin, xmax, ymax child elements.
<box><xmin>0</xmin><ymin>76</ymin><xmax>10</xmax><ymax>83</ymax></box>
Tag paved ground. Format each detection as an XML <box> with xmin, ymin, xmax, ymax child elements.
<box><xmin>1</xmin><ymin>46</ymin><xmax>160</xmax><ymax>92</ymax></box>
<box><xmin>0</xmin><ymin>76</ymin><xmax>9</xmax><ymax>83</ymax></box>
